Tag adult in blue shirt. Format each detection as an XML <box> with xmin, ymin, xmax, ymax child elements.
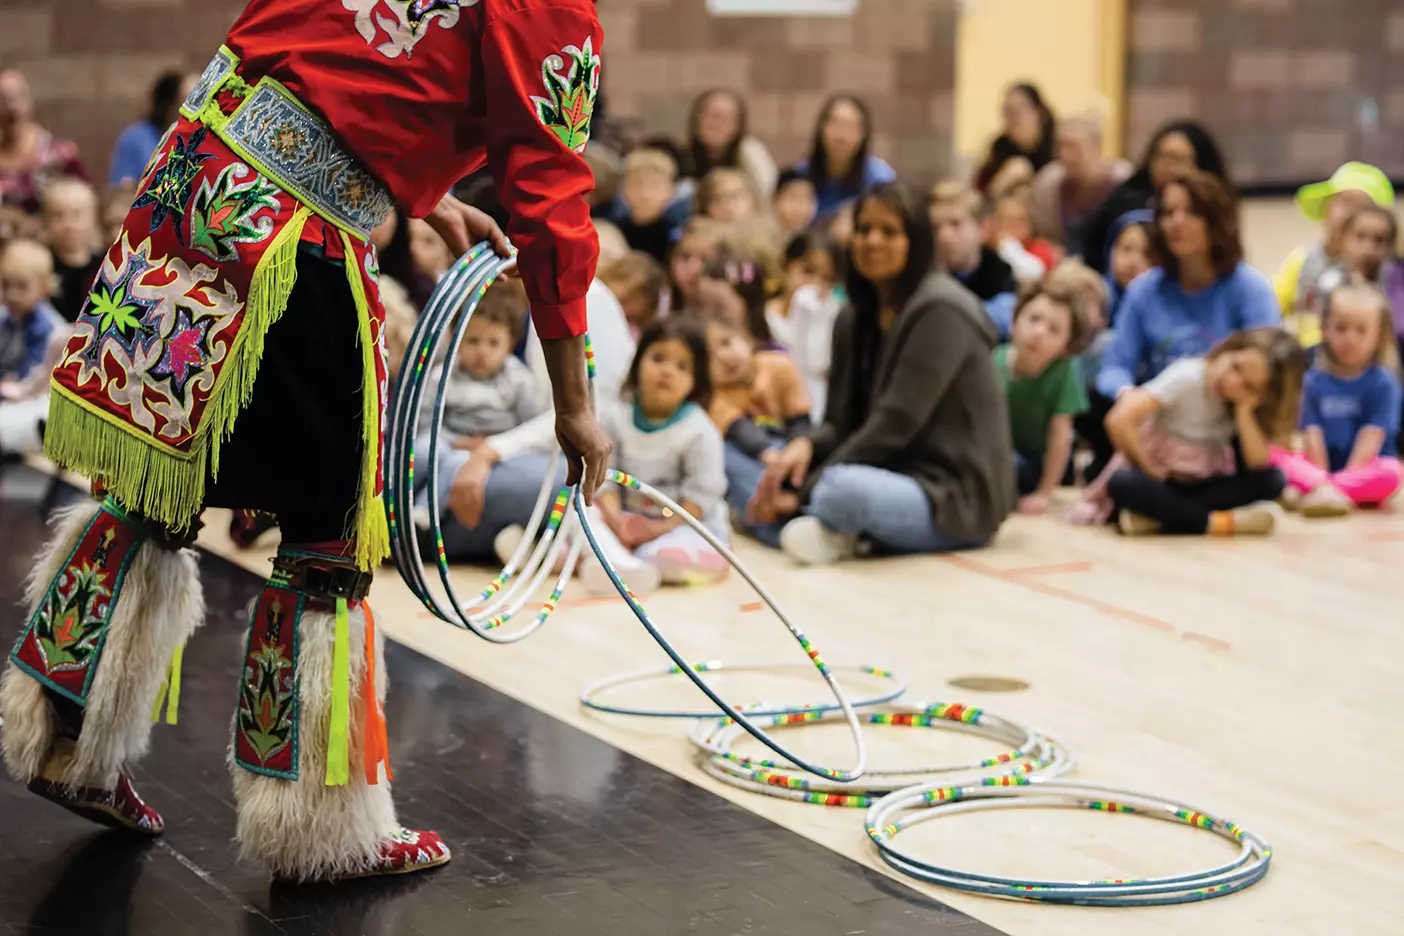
<box><xmin>107</xmin><ymin>71</ymin><xmax>195</xmax><ymax>188</ymax></box>
<box><xmin>794</xmin><ymin>95</ymin><xmax>896</xmax><ymax>221</ymax></box>
<box><xmin>1084</xmin><ymin>171</ymin><xmax>1279</xmax><ymax>475</ymax></box>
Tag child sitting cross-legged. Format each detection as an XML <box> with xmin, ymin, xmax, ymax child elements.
<box><xmin>995</xmin><ymin>281</ymin><xmax>1092</xmax><ymax>514</ymax></box>
<box><xmin>581</xmin><ymin>317</ymin><xmax>730</xmax><ymax>596</ymax></box>
<box><xmin>1078</xmin><ymin>327</ymin><xmax>1308</xmax><ymax>536</ymax></box>
<box><xmin>1271</xmin><ymin>282</ymin><xmax>1402</xmax><ymax>516</ymax></box>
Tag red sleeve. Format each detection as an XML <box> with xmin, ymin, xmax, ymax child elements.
<box><xmin>482</xmin><ymin>3</ymin><xmax>601</xmax><ymax>340</ymax></box>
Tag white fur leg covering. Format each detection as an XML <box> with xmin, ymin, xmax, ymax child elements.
<box><xmin>64</xmin><ymin>540</ymin><xmax>203</xmax><ymax>790</ymax></box>
<box><xmin>1</xmin><ymin>501</ymin><xmax>101</xmax><ymax>782</ymax></box>
<box><xmin>231</xmin><ymin>601</ymin><xmax>397</xmax><ymax>881</ymax></box>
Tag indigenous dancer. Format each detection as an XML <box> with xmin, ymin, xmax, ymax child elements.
<box><xmin>1</xmin><ymin>0</ymin><xmax>611</xmax><ymax>881</ymax></box>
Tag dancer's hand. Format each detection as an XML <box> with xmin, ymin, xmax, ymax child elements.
<box><xmin>556</xmin><ymin>407</ymin><xmax>612</xmax><ymax>505</ymax></box>
<box><xmin>426</xmin><ymin>193</ymin><xmax>512</xmax><ymax>260</ymax></box>
<box><xmin>448</xmin><ymin>456</ymin><xmax>492</xmax><ymax>530</ymax></box>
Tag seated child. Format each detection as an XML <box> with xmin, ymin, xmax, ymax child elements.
<box><xmin>1271</xmin><ymin>282</ymin><xmax>1402</xmax><ymax>515</ymax></box>
<box><xmin>766</xmin><ymin>230</ymin><xmax>843</xmax><ymax>418</ymax></box>
<box><xmin>593</xmin><ymin>218</ymin><xmax>630</xmax><ymax>266</ymax></box>
<box><xmin>994</xmin><ymin>187</ymin><xmax>1062</xmax><ymax>283</ymax></box>
<box><xmin>929</xmin><ymin>181</ymin><xmax>1018</xmax><ymax>302</ymax></box>
<box><xmin>1103</xmin><ymin>210</ymin><xmax>1154</xmax><ymax>325</ymax></box>
<box><xmin>696</xmin><ymin>167</ymin><xmax>759</xmax><ymax>224</ymax></box>
<box><xmin>772</xmin><ymin>169</ymin><xmax>818</xmax><ymax>238</ymax></box>
<box><xmin>667</xmin><ymin>217</ymin><xmax>723</xmax><ymax>316</ymax></box>
<box><xmin>439</xmin><ymin>280</ymin><xmax>542</xmax><ymax>440</ymax></box>
<box><xmin>1074</xmin><ymin>328</ymin><xmax>1307</xmax><ymax>536</ymax></box>
<box><xmin>103</xmin><ymin>184</ymin><xmax>136</xmax><ymax>246</ymax></box>
<box><xmin>696</xmin><ymin>247</ymin><xmax>778</xmax><ymax>350</ymax></box>
<box><xmin>1308</xmin><ymin>205</ymin><xmax>1398</xmax><ymax>319</ymax></box>
<box><xmin>707</xmin><ymin>311</ymin><xmax>813</xmax><ymax>529</ymax></box>
<box><xmin>408</xmin><ymin>217</ymin><xmax>454</xmax><ymax>283</ymax></box>
<box><xmin>994</xmin><ymin>282</ymin><xmax>1091</xmax><ymax>514</ymax></box>
<box><xmin>582</xmin><ymin>317</ymin><xmax>729</xmax><ymax>596</ymax></box>
<box><xmin>42</xmin><ymin>179</ymin><xmax>103</xmax><ymax>323</ymax></box>
<box><xmin>598</xmin><ymin>250</ymin><xmax>666</xmax><ymax>341</ymax></box>
<box><xmin>0</xmin><ymin>240</ymin><xmax>68</xmax><ymax>457</ymax></box>
<box><xmin>615</xmin><ymin>147</ymin><xmax>684</xmax><ymax>265</ymax></box>
<box><xmin>1274</xmin><ymin>162</ymin><xmax>1394</xmax><ymax>347</ymax></box>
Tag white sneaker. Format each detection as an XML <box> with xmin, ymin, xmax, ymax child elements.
<box><xmin>779</xmin><ymin>516</ymin><xmax>858</xmax><ymax>566</ymax></box>
<box><xmin>413</xmin><ymin>506</ymin><xmax>433</xmax><ymax>531</ymax></box>
<box><xmin>579</xmin><ymin>556</ymin><xmax>661</xmax><ymax>598</ymax></box>
<box><xmin>1299</xmin><ymin>484</ymin><xmax>1351</xmax><ymax>519</ymax></box>
<box><xmin>493</xmin><ymin>525</ymin><xmax>527</xmax><ymax>565</ymax></box>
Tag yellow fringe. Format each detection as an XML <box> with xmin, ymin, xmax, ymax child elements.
<box><xmin>338</xmin><ymin>229</ymin><xmax>390</xmax><ymax>572</ymax></box>
<box><xmin>149</xmin><ymin>643</ymin><xmax>185</xmax><ymax>726</ymax></box>
<box><xmin>44</xmin><ymin>204</ymin><xmax>314</xmax><ymax>534</ymax></box>
<box><xmin>325</xmin><ymin>597</ymin><xmax>352</xmax><ymax>787</ymax></box>
<box><xmin>195</xmin><ymin>72</ymin><xmax>253</xmax><ymax>136</ymax></box>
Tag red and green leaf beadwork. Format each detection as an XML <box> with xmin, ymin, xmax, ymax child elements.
<box><xmin>531</xmin><ymin>38</ymin><xmax>600</xmax><ymax>155</ymax></box>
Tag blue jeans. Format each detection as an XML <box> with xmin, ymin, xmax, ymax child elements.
<box><xmin>805</xmin><ymin>464</ymin><xmax>980</xmax><ymax>555</ymax></box>
<box><xmin>724</xmin><ymin>443</ymin><xmax>784</xmax><ymax>548</ymax></box>
<box><xmin>424</xmin><ymin>446</ymin><xmax>563</xmax><ymax>562</ymax></box>
<box><xmin>1013</xmin><ymin>450</ymin><xmax>1042</xmax><ymax>495</ymax></box>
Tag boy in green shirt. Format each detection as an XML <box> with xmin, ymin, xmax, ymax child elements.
<box><xmin>994</xmin><ymin>282</ymin><xmax>1091</xmax><ymax>514</ymax></box>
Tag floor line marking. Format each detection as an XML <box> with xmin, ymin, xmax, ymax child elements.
<box><xmin>1000</xmin><ymin>561</ymin><xmax>1094</xmax><ymax>577</ymax></box>
<box><xmin>941</xmin><ymin>553</ymin><xmax>1230</xmax><ymax>648</ymax></box>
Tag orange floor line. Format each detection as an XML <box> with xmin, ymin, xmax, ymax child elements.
<box><xmin>941</xmin><ymin>553</ymin><xmax>1227</xmax><ymax>646</ymax></box>
<box><xmin>1003</xmin><ymin>561</ymin><xmax>1094</xmax><ymax>577</ymax></box>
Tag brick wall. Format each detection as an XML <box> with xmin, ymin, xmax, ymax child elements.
<box><xmin>600</xmin><ymin>0</ymin><xmax>959</xmax><ymax>186</ymax></box>
<box><xmin>0</xmin><ymin>0</ymin><xmax>958</xmax><ymax>193</ymax></box>
<box><xmin>1127</xmin><ymin>0</ymin><xmax>1404</xmax><ymax>186</ymax></box>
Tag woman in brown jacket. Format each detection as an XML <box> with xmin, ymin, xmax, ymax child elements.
<box><xmin>749</xmin><ymin>182</ymin><xmax>1015</xmax><ymax>564</ymax></box>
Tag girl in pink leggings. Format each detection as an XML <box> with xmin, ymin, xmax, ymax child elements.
<box><xmin>1272</xmin><ymin>282</ymin><xmax>1402</xmax><ymax>516</ymax></box>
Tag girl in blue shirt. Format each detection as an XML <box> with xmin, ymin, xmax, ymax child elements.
<box><xmin>795</xmin><ymin>95</ymin><xmax>896</xmax><ymax>220</ymax></box>
<box><xmin>1272</xmin><ymin>282</ymin><xmax>1402</xmax><ymax>515</ymax></box>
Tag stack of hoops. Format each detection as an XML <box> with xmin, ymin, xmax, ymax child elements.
<box><xmin>386</xmin><ymin>243</ymin><xmax>1273</xmax><ymax>910</ymax></box>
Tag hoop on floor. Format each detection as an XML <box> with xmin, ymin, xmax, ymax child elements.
<box><xmin>579</xmin><ymin>661</ymin><xmax>907</xmax><ymax>719</ymax></box>
<box><xmin>865</xmin><ymin>777</ymin><xmax>1272</xmax><ymax>905</ymax></box>
<box><xmin>572</xmin><ymin>470</ymin><xmax>868</xmax><ymax>783</ymax></box>
<box><xmin>690</xmin><ymin>703</ymin><xmax>1072</xmax><ymax>807</ymax></box>
<box><xmin>385</xmin><ymin>245</ymin><xmax>579</xmax><ymax>642</ymax></box>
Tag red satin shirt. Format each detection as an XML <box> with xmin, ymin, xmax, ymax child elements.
<box><xmin>225</xmin><ymin>0</ymin><xmax>601</xmax><ymax>338</ymax></box>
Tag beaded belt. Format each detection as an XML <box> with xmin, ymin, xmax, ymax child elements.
<box><xmin>181</xmin><ymin>46</ymin><xmax>394</xmax><ymax>241</ymax></box>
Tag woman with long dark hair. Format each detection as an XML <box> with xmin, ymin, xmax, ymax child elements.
<box><xmin>746</xmin><ymin>182</ymin><xmax>1013</xmax><ymax>564</ymax></box>
<box><xmin>974</xmin><ymin>83</ymin><xmax>1057</xmax><ymax>197</ymax></box>
<box><xmin>794</xmin><ymin>94</ymin><xmax>896</xmax><ymax>220</ymax></box>
<box><xmin>1078</xmin><ymin>119</ymin><xmax>1228</xmax><ymax>274</ymax></box>
<box><xmin>679</xmin><ymin>89</ymin><xmax>778</xmax><ymax>200</ymax></box>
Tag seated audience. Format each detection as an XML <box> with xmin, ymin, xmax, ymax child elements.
<box><xmin>0</xmin><ymin>68</ymin><xmax>89</xmax><ymax>216</ymax></box>
<box><xmin>593</xmin><ymin>218</ymin><xmax>630</xmax><ymax>266</ymax></box>
<box><xmin>695</xmin><ymin>247</ymin><xmax>776</xmax><ymax>350</ymax></box>
<box><xmin>930</xmin><ymin>181</ymin><xmax>1017</xmax><ymax>301</ymax></box>
<box><xmin>679</xmin><ymin>89</ymin><xmax>778</xmax><ymax>202</ymax></box>
<box><xmin>772</xmin><ymin>169</ymin><xmax>818</xmax><ymax>238</ymax></box>
<box><xmin>1301</xmin><ymin>204</ymin><xmax>1397</xmax><ymax>342</ymax></box>
<box><xmin>582</xmin><ymin>317</ymin><xmax>728</xmax><ymax>595</ymax></box>
<box><xmin>1273</xmin><ymin>162</ymin><xmax>1394</xmax><ymax>347</ymax></box>
<box><xmin>1272</xmin><ymin>282</ymin><xmax>1401</xmax><ymax>515</ymax></box>
<box><xmin>431</xmin><ymin>280</ymin><xmax>541</xmax><ymax>441</ymax></box>
<box><xmin>1031</xmin><ymin>107</ymin><xmax>1133</xmax><ymax>252</ymax></box>
<box><xmin>796</xmin><ymin>95</ymin><xmax>896</xmax><ymax>220</ymax></box>
<box><xmin>41</xmin><ymin>179</ymin><xmax>102</xmax><ymax>323</ymax></box>
<box><xmin>975</xmin><ymin>83</ymin><xmax>1057</xmax><ymax>197</ymax></box>
<box><xmin>995</xmin><ymin>282</ymin><xmax>1092</xmax><ymax>513</ymax></box>
<box><xmin>1089</xmin><ymin>172</ymin><xmax>1280</xmax><ymax>476</ymax></box>
<box><xmin>747</xmin><ymin>182</ymin><xmax>1013</xmax><ymax>564</ymax></box>
<box><xmin>1079</xmin><ymin>120</ymin><xmax>1227</xmax><ymax>275</ymax></box>
<box><xmin>0</xmin><ymin>240</ymin><xmax>67</xmax><ymax>457</ymax></box>
<box><xmin>408</xmin><ymin>217</ymin><xmax>453</xmax><ymax>283</ymax></box>
<box><xmin>767</xmin><ymin>230</ymin><xmax>843</xmax><ymax>416</ymax></box>
<box><xmin>1087</xmin><ymin>328</ymin><xmax>1306</xmax><ymax>537</ymax></box>
<box><xmin>103</xmin><ymin>184</ymin><xmax>136</xmax><ymax>247</ymax></box>
<box><xmin>1103</xmin><ymin>210</ymin><xmax>1155</xmax><ymax>324</ymax></box>
<box><xmin>993</xmin><ymin>187</ymin><xmax>1061</xmax><ymax>282</ymax></box>
<box><xmin>696</xmin><ymin>167</ymin><xmax>759</xmax><ymax>224</ymax></box>
<box><xmin>614</xmin><ymin>147</ymin><xmax>685</xmax><ymax>265</ymax></box>
<box><xmin>108</xmin><ymin>71</ymin><xmax>195</xmax><ymax>188</ymax></box>
<box><xmin>598</xmin><ymin>250</ymin><xmax>666</xmax><ymax>340</ymax></box>
<box><xmin>667</xmin><ymin>217</ymin><xmax>723</xmax><ymax>315</ymax></box>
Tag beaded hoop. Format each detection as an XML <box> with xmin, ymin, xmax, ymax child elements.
<box><xmin>865</xmin><ymin>778</ymin><xmax>1272</xmax><ymax>905</ymax></box>
<box><xmin>385</xmin><ymin>245</ymin><xmax>580</xmax><ymax>641</ymax></box>
<box><xmin>690</xmin><ymin>703</ymin><xmax>1072</xmax><ymax>807</ymax></box>
<box><xmin>578</xmin><ymin>661</ymin><xmax>908</xmax><ymax>719</ymax></box>
<box><xmin>573</xmin><ymin>471</ymin><xmax>869</xmax><ymax>783</ymax></box>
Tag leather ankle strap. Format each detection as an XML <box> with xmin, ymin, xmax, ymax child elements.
<box><xmin>272</xmin><ymin>551</ymin><xmax>373</xmax><ymax>603</ymax></box>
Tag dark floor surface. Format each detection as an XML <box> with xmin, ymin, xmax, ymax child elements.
<box><xmin>0</xmin><ymin>464</ymin><xmax>1006</xmax><ymax>936</ymax></box>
